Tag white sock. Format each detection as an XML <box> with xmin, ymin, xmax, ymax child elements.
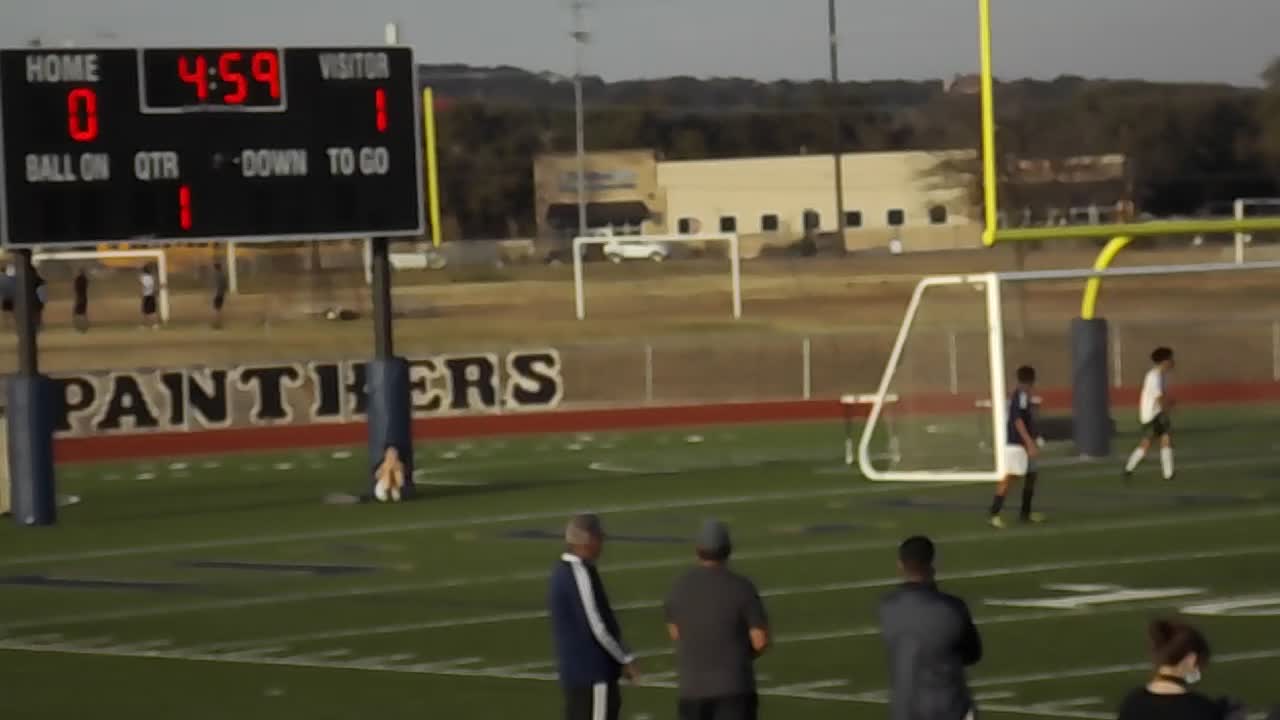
<box><xmin>1161</xmin><ymin>447</ymin><xmax>1175</xmax><ymax>479</ymax></box>
<box><xmin>1125</xmin><ymin>447</ymin><xmax>1147</xmax><ymax>472</ymax></box>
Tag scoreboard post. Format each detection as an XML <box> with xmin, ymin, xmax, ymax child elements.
<box><xmin>0</xmin><ymin>46</ymin><xmax>426</xmax><ymax>525</ymax></box>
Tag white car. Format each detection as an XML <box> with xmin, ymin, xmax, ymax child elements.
<box><xmin>601</xmin><ymin>238</ymin><xmax>670</xmax><ymax>263</ymax></box>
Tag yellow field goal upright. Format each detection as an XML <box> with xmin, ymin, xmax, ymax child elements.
<box><xmin>977</xmin><ymin>0</ymin><xmax>1280</xmax><ymax>252</ymax></box>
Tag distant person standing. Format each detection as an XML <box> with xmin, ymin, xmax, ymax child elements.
<box><xmin>879</xmin><ymin>536</ymin><xmax>982</xmax><ymax>720</ymax></box>
<box><xmin>33</xmin><ymin>270</ymin><xmax>47</xmax><ymax>328</ymax></box>
<box><xmin>72</xmin><ymin>268</ymin><xmax>90</xmax><ymax>332</ymax></box>
<box><xmin>140</xmin><ymin>264</ymin><xmax>159</xmax><ymax>329</ymax></box>
<box><xmin>549</xmin><ymin>514</ymin><xmax>637</xmax><ymax>720</ymax></box>
<box><xmin>664</xmin><ymin>519</ymin><xmax>770</xmax><ymax>720</ymax></box>
<box><xmin>211</xmin><ymin>261</ymin><xmax>228</xmax><ymax>329</ymax></box>
<box><xmin>1</xmin><ymin>263</ymin><xmax>14</xmax><ymax>327</ymax></box>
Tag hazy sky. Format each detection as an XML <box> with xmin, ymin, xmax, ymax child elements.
<box><xmin>4</xmin><ymin>0</ymin><xmax>1279</xmax><ymax>86</ymax></box>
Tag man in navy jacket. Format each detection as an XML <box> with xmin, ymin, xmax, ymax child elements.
<box><xmin>549</xmin><ymin>513</ymin><xmax>638</xmax><ymax>720</ymax></box>
<box><xmin>879</xmin><ymin>536</ymin><xmax>983</xmax><ymax>720</ymax></box>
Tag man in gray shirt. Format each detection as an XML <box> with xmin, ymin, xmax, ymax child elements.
<box><xmin>879</xmin><ymin>535</ymin><xmax>983</xmax><ymax>720</ymax></box>
<box><xmin>664</xmin><ymin>519</ymin><xmax>770</xmax><ymax>720</ymax></box>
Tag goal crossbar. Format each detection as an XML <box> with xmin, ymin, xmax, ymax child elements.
<box><xmin>857</xmin><ymin>259</ymin><xmax>1280</xmax><ymax>482</ymax></box>
<box><xmin>32</xmin><ymin>249</ymin><xmax>171</xmax><ymax>323</ymax></box>
<box><xmin>571</xmin><ymin>233</ymin><xmax>742</xmax><ymax>321</ymax></box>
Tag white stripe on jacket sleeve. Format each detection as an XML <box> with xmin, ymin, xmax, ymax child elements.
<box><xmin>564</xmin><ymin>554</ymin><xmax>633</xmax><ymax>664</ymax></box>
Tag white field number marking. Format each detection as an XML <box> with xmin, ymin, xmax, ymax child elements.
<box><xmin>1182</xmin><ymin>594</ymin><xmax>1280</xmax><ymax>617</ymax></box>
<box><xmin>985</xmin><ymin>584</ymin><xmax>1206</xmax><ymax>610</ymax></box>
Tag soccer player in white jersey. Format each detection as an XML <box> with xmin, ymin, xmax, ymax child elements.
<box><xmin>1124</xmin><ymin>347</ymin><xmax>1176</xmax><ymax>482</ymax></box>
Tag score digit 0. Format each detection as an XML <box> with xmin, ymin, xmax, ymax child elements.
<box><xmin>67</xmin><ymin>88</ymin><xmax>99</xmax><ymax>142</ymax></box>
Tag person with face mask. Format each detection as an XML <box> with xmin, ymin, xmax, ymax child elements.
<box><xmin>1117</xmin><ymin>619</ymin><xmax>1244</xmax><ymax>720</ymax></box>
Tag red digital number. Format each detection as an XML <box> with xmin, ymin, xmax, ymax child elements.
<box><xmin>219</xmin><ymin>52</ymin><xmax>248</xmax><ymax>104</ymax></box>
<box><xmin>250</xmin><ymin>51</ymin><xmax>281</xmax><ymax>99</ymax></box>
<box><xmin>179</xmin><ymin>185</ymin><xmax>193</xmax><ymax>230</ymax></box>
<box><xmin>67</xmin><ymin>88</ymin><xmax>99</xmax><ymax>142</ymax></box>
<box><xmin>375</xmin><ymin>88</ymin><xmax>388</xmax><ymax>133</ymax></box>
<box><xmin>177</xmin><ymin>55</ymin><xmax>209</xmax><ymax>100</ymax></box>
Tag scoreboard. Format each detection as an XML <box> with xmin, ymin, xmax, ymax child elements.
<box><xmin>0</xmin><ymin>47</ymin><xmax>424</xmax><ymax>247</ymax></box>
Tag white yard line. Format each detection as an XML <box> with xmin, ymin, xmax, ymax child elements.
<box><xmin>482</xmin><ymin>659</ymin><xmax>557</xmax><ymax>674</ymax></box>
<box><xmin>0</xmin><ymin>483</ymin><xmax>928</xmax><ymax>568</ymax></box>
<box><xmin>7</xmin><ymin>507</ymin><xmax>1280</xmax><ymax>633</ymax></box>
<box><xmin>640</xmin><ymin>590</ymin><xmax>1269</xmax><ymax>661</ymax></box>
<box><xmin>97</xmin><ymin>543</ymin><xmax>1280</xmax><ymax>650</ymax></box>
<box><xmin>749</xmin><ymin>684</ymin><xmax>1113</xmax><ymax>720</ymax></box>
<box><xmin>8</xmin><ymin>450</ymin><xmax>1273</xmax><ymax>570</ymax></box>
<box><xmin>764</xmin><ymin>679</ymin><xmax>849</xmax><ymax>694</ymax></box>
<box><xmin>0</xmin><ymin>639</ymin><xmax>1113</xmax><ymax>719</ymax></box>
<box><xmin>209</xmin><ymin>542</ymin><xmax>1280</xmax><ymax>649</ymax></box>
<box><xmin>970</xmin><ymin>648</ymin><xmax>1280</xmax><ymax>688</ymax></box>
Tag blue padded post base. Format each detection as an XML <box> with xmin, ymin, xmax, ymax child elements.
<box><xmin>6</xmin><ymin>374</ymin><xmax>58</xmax><ymax>526</ymax></box>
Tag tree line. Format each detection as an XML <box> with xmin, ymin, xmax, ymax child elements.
<box><xmin>425</xmin><ymin>61</ymin><xmax>1280</xmax><ymax>240</ymax></box>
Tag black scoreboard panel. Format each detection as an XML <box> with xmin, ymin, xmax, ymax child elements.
<box><xmin>0</xmin><ymin>47</ymin><xmax>424</xmax><ymax>247</ymax></box>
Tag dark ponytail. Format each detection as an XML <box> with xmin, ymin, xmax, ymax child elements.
<box><xmin>1149</xmin><ymin>618</ymin><xmax>1211</xmax><ymax>667</ymax></box>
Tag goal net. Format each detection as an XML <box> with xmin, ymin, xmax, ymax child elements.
<box><xmin>858</xmin><ymin>261</ymin><xmax>1280</xmax><ymax>482</ymax></box>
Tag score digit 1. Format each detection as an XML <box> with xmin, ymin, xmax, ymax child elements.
<box><xmin>179</xmin><ymin>185</ymin><xmax>193</xmax><ymax>231</ymax></box>
<box><xmin>375</xmin><ymin>88</ymin><xmax>387</xmax><ymax>132</ymax></box>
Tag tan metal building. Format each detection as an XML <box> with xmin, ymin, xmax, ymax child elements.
<box><xmin>531</xmin><ymin>148</ymin><xmax>1126</xmax><ymax>254</ymax></box>
<box><xmin>658</xmin><ymin>150</ymin><xmax>981</xmax><ymax>253</ymax></box>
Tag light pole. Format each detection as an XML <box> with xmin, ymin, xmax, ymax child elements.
<box><xmin>571</xmin><ymin>0</ymin><xmax>590</xmax><ymax>237</ymax></box>
<box><xmin>829</xmin><ymin>0</ymin><xmax>847</xmax><ymax>253</ymax></box>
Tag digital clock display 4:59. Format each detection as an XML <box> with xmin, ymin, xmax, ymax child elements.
<box><xmin>140</xmin><ymin>48</ymin><xmax>286</xmax><ymax>112</ymax></box>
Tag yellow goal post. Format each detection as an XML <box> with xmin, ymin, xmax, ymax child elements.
<box><xmin>977</xmin><ymin>0</ymin><xmax>1280</xmax><ymax>254</ymax></box>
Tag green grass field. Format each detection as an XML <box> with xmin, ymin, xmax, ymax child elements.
<box><xmin>2</xmin><ymin>409</ymin><xmax>1280</xmax><ymax>720</ymax></box>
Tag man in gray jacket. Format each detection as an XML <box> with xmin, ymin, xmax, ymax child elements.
<box><xmin>878</xmin><ymin>535</ymin><xmax>983</xmax><ymax>720</ymax></box>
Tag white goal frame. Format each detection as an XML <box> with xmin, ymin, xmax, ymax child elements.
<box><xmin>32</xmin><ymin>249</ymin><xmax>171</xmax><ymax>324</ymax></box>
<box><xmin>858</xmin><ymin>259</ymin><xmax>1280</xmax><ymax>482</ymax></box>
<box><xmin>1234</xmin><ymin>198</ymin><xmax>1280</xmax><ymax>265</ymax></box>
<box><xmin>572</xmin><ymin>233</ymin><xmax>742</xmax><ymax>321</ymax></box>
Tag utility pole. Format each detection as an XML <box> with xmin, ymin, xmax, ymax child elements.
<box><xmin>829</xmin><ymin>0</ymin><xmax>847</xmax><ymax>253</ymax></box>
<box><xmin>571</xmin><ymin>0</ymin><xmax>591</xmax><ymax>238</ymax></box>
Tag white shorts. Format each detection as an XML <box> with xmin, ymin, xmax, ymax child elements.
<box><xmin>1003</xmin><ymin>445</ymin><xmax>1032</xmax><ymax>477</ymax></box>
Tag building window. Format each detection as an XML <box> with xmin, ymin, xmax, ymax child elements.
<box><xmin>844</xmin><ymin>210</ymin><xmax>863</xmax><ymax>228</ymax></box>
<box><xmin>887</xmin><ymin>209</ymin><xmax>905</xmax><ymax>227</ymax></box>
<box><xmin>761</xmin><ymin>214</ymin><xmax>780</xmax><ymax>232</ymax></box>
<box><xmin>929</xmin><ymin>206</ymin><xmax>948</xmax><ymax>225</ymax></box>
<box><xmin>803</xmin><ymin>210</ymin><xmax>821</xmax><ymax>231</ymax></box>
<box><xmin>720</xmin><ymin>215</ymin><xmax>737</xmax><ymax>233</ymax></box>
<box><xmin>677</xmin><ymin>217</ymin><xmax>696</xmax><ymax>234</ymax></box>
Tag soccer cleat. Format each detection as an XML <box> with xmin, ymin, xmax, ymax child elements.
<box><xmin>1123</xmin><ymin>469</ymin><xmax>1133</xmax><ymax>484</ymax></box>
<box><xmin>1163</xmin><ymin>473</ymin><xmax>1176</xmax><ymax>482</ymax></box>
<box><xmin>989</xmin><ymin>516</ymin><xmax>1006</xmax><ymax>529</ymax></box>
<box><xmin>1021</xmin><ymin>512</ymin><xmax>1047</xmax><ymax>525</ymax></box>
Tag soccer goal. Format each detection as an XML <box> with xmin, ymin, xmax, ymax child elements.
<box><xmin>32</xmin><ymin>249</ymin><xmax>171</xmax><ymax>324</ymax></box>
<box><xmin>857</xmin><ymin>260</ymin><xmax>1280</xmax><ymax>482</ymax></box>
<box><xmin>1234</xmin><ymin>198</ymin><xmax>1280</xmax><ymax>265</ymax></box>
<box><xmin>571</xmin><ymin>233</ymin><xmax>742</xmax><ymax>320</ymax></box>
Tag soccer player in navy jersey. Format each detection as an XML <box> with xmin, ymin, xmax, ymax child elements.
<box><xmin>989</xmin><ymin>365</ymin><xmax>1045</xmax><ymax>528</ymax></box>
